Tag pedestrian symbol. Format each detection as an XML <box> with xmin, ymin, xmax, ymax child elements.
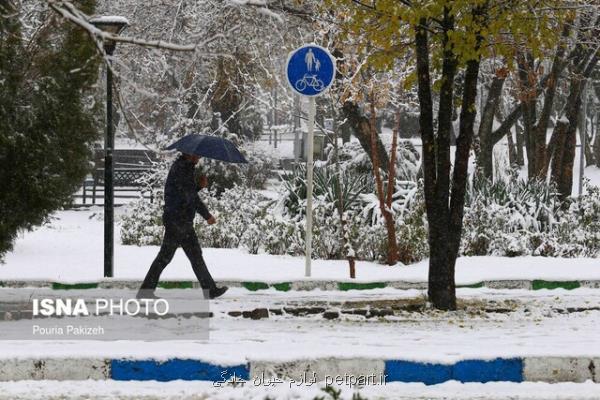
<box><xmin>305</xmin><ymin>48</ymin><xmax>315</xmax><ymax>71</ymax></box>
<box><xmin>286</xmin><ymin>44</ymin><xmax>336</xmax><ymax>97</ymax></box>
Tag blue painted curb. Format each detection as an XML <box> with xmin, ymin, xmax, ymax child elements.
<box><xmin>108</xmin><ymin>358</ymin><xmax>522</xmax><ymax>383</ymax></box>
<box><xmin>453</xmin><ymin>358</ymin><xmax>522</xmax><ymax>383</ymax></box>
<box><xmin>385</xmin><ymin>360</ymin><xmax>452</xmax><ymax>385</ymax></box>
<box><xmin>1</xmin><ymin>356</ymin><xmax>597</xmax><ymax>383</ymax></box>
<box><xmin>111</xmin><ymin>359</ymin><xmax>249</xmax><ymax>382</ymax></box>
<box><xmin>385</xmin><ymin>358</ymin><xmax>523</xmax><ymax>385</ymax></box>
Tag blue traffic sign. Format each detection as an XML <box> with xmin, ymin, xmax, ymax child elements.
<box><xmin>286</xmin><ymin>44</ymin><xmax>336</xmax><ymax>97</ymax></box>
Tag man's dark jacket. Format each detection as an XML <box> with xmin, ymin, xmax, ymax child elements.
<box><xmin>162</xmin><ymin>156</ymin><xmax>211</xmax><ymax>225</ymax></box>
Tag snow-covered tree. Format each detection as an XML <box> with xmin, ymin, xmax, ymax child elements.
<box><xmin>0</xmin><ymin>0</ymin><xmax>101</xmax><ymax>258</ymax></box>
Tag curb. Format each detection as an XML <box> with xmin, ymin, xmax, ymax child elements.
<box><xmin>1</xmin><ymin>279</ymin><xmax>600</xmax><ymax>291</ymax></box>
<box><xmin>0</xmin><ymin>357</ymin><xmax>598</xmax><ymax>384</ymax></box>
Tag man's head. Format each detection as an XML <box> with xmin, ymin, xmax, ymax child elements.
<box><xmin>182</xmin><ymin>153</ymin><xmax>200</xmax><ymax>165</ymax></box>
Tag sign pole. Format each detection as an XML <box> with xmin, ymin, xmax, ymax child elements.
<box><xmin>305</xmin><ymin>97</ymin><xmax>315</xmax><ymax>277</ymax></box>
<box><xmin>285</xmin><ymin>44</ymin><xmax>336</xmax><ymax>279</ymax></box>
<box><xmin>294</xmin><ymin>95</ymin><xmax>300</xmax><ymax>162</ymax></box>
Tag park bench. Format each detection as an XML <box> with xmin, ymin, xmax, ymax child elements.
<box><xmin>80</xmin><ymin>148</ymin><xmax>159</xmax><ymax>205</ymax></box>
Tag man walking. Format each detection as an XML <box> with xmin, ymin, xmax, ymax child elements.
<box><xmin>137</xmin><ymin>152</ymin><xmax>228</xmax><ymax>299</ymax></box>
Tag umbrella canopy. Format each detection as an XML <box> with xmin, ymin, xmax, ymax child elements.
<box><xmin>165</xmin><ymin>134</ymin><xmax>248</xmax><ymax>164</ymax></box>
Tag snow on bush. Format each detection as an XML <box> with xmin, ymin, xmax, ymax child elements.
<box><xmin>196</xmin><ymin>186</ymin><xmax>272</xmax><ymax>249</ymax></box>
<box><xmin>120</xmin><ymin>197</ymin><xmax>165</xmax><ymax>246</ymax></box>
<box><xmin>120</xmin><ymin>138</ymin><xmax>600</xmax><ymax>263</ymax></box>
<box><xmin>120</xmin><ymin>158</ymin><xmax>169</xmax><ymax>246</ymax></box>
<box><xmin>324</xmin><ymin>139</ymin><xmax>420</xmax><ymax>181</ymax></box>
<box><xmin>395</xmin><ymin>182</ymin><xmax>429</xmax><ymax>264</ymax></box>
<box><xmin>461</xmin><ymin>179</ymin><xmax>600</xmax><ymax>258</ymax></box>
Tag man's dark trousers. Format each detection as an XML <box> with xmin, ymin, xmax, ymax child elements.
<box><xmin>140</xmin><ymin>222</ymin><xmax>216</xmax><ymax>291</ymax></box>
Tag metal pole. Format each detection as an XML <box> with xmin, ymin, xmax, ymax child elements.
<box><xmin>578</xmin><ymin>81</ymin><xmax>587</xmax><ymax>196</ymax></box>
<box><xmin>104</xmin><ymin>46</ymin><xmax>115</xmax><ymax>278</ymax></box>
<box><xmin>305</xmin><ymin>97</ymin><xmax>315</xmax><ymax>277</ymax></box>
<box><xmin>293</xmin><ymin>95</ymin><xmax>300</xmax><ymax>162</ymax></box>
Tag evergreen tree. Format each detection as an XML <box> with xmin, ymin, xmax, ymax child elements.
<box><xmin>0</xmin><ymin>0</ymin><xmax>101</xmax><ymax>258</ymax></box>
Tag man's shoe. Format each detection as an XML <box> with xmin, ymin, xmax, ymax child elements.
<box><xmin>208</xmin><ymin>286</ymin><xmax>228</xmax><ymax>299</ymax></box>
<box><xmin>136</xmin><ymin>290</ymin><xmax>161</xmax><ymax>300</ymax></box>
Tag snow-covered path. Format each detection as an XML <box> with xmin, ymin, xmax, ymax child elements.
<box><xmin>2</xmin><ymin>206</ymin><xmax>600</xmax><ymax>400</ymax></box>
<box><xmin>1</xmin><ymin>287</ymin><xmax>599</xmax><ymax>364</ymax></box>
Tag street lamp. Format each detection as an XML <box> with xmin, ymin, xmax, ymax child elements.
<box><xmin>90</xmin><ymin>16</ymin><xmax>128</xmax><ymax>278</ymax></box>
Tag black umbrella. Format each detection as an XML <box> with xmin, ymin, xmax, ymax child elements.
<box><xmin>165</xmin><ymin>134</ymin><xmax>248</xmax><ymax>163</ymax></box>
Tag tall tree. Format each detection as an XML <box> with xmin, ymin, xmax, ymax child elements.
<box><xmin>477</xmin><ymin>66</ymin><xmax>508</xmax><ymax>178</ymax></box>
<box><xmin>549</xmin><ymin>11</ymin><xmax>600</xmax><ymax>198</ymax></box>
<box><xmin>332</xmin><ymin>0</ymin><xmax>563</xmax><ymax>309</ymax></box>
<box><xmin>476</xmin><ymin>21</ymin><xmax>572</xmax><ymax>181</ymax></box>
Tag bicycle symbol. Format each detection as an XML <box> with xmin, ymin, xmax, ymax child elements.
<box><xmin>295</xmin><ymin>74</ymin><xmax>324</xmax><ymax>92</ymax></box>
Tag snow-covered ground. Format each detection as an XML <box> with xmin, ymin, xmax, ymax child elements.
<box><xmin>2</xmin><ymin>209</ymin><xmax>600</xmax><ymax>398</ymax></box>
<box><xmin>1</xmin><ymin>286</ymin><xmax>600</xmax><ymax>363</ymax></box>
<box><xmin>1</xmin><ymin>207</ymin><xmax>600</xmax><ymax>364</ymax></box>
<box><xmin>1</xmin><ymin>380</ymin><xmax>599</xmax><ymax>400</ymax></box>
<box><xmin>1</xmin><ymin>209</ymin><xmax>599</xmax><ymax>284</ymax></box>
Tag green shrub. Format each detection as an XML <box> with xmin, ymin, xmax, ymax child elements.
<box><xmin>0</xmin><ymin>0</ymin><xmax>101</xmax><ymax>259</ymax></box>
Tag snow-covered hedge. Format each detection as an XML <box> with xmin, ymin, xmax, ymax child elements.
<box><xmin>120</xmin><ymin>197</ymin><xmax>165</xmax><ymax>246</ymax></box>
<box><xmin>324</xmin><ymin>140</ymin><xmax>420</xmax><ymax>182</ymax></box>
<box><xmin>460</xmin><ymin>179</ymin><xmax>600</xmax><ymax>258</ymax></box>
<box><xmin>120</xmin><ymin>185</ymin><xmax>404</xmax><ymax>261</ymax></box>
<box><xmin>120</xmin><ymin>139</ymin><xmax>600</xmax><ymax>263</ymax></box>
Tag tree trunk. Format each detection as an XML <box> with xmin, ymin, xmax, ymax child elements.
<box><xmin>594</xmin><ymin>114</ymin><xmax>600</xmax><ymax>168</ymax></box>
<box><xmin>342</xmin><ymin>101</ymin><xmax>390</xmax><ymax>172</ymax></box>
<box><xmin>415</xmin><ymin>17</ymin><xmax>452</xmax><ymax>309</ymax></box>
<box><xmin>386</xmin><ymin>109</ymin><xmax>400</xmax><ymax>262</ymax></box>
<box><xmin>531</xmin><ymin>23</ymin><xmax>570</xmax><ymax>178</ymax></box>
<box><xmin>585</xmin><ymin>138</ymin><xmax>594</xmax><ymax>166</ymax></box>
<box><xmin>515</xmin><ymin>123</ymin><xmax>525</xmax><ymax>166</ymax></box>
<box><xmin>545</xmin><ymin>122</ymin><xmax>561</xmax><ymax>175</ymax></box>
<box><xmin>447</xmin><ymin>54</ymin><xmax>482</xmax><ymax>310</ymax></box>
<box><xmin>559</xmin><ymin>119</ymin><xmax>578</xmax><ymax>200</ymax></box>
<box><xmin>477</xmin><ymin>72</ymin><xmax>506</xmax><ymax>179</ymax></box>
<box><xmin>429</xmin><ymin>15</ymin><xmax>457</xmax><ymax>310</ymax></box>
<box><xmin>415</xmin><ymin>3</ymin><xmax>484</xmax><ymax>310</ymax></box>
<box><xmin>556</xmin><ymin>77</ymin><xmax>586</xmax><ymax>199</ymax></box>
<box><xmin>340</xmin><ymin>120</ymin><xmax>351</xmax><ymax>143</ymax></box>
<box><xmin>550</xmin><ymin>120</ymin><xmax>568</xmax><ymax>187</ymax></box>
<box><xmin>487</xmin><ymin>23</ymin><xmax>571</xmax><ymax>171</ymax></box>
<box><xmin>523</xmin><ymin>112</ymin><xmax>536</xmax><ymax>178</ymax></box>
<box><xmin>368</xmin><ymin>92</ymin><xmax>398</xmax><ymax>265</ymax></box>
<box><xmin>516</xmin><ymin>51</ymin><xmax>538</xmax><ymax>179</ymax></box>
<box><xmin>552</xmin><ymin>12</ymin><xmax>600</xmax><ymax>197</ymax></box>
<box><xmin>417</xmin><ymin>4</ymin><xmax>483</xmax><ymax>311</ymax></box>
<box><xmin>584</xmin><ymin>117</ymin><xmax>594</xmax><ymax>166</ymax></box>
<box><xmin>507</xmin><ymin>127</ymin><xmax>517</xmax><ymax>167</ymax></box>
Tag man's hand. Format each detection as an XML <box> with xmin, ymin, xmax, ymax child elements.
<box><xmin>198</xmin><ymin>175</ymin><xmax>209</xmax><ymax>189</ymax></box>
<box><xmin>207</xmin><ymin>216</ymin><xmax>216</xmax><ymax>225</ymax></box>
